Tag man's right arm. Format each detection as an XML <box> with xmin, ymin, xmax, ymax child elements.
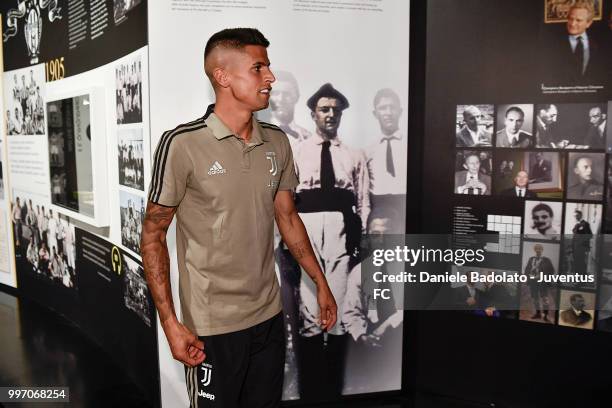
<box><xmin>141</xmin><ymin>201</ymin><xmax>205</xmax><ymax>367</ymax></box>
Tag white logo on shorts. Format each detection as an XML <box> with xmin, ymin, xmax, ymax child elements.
<box><xmin>200</xmin><ymin>362</ymin><xmax>212</xmax><ymax>387</ymax></box>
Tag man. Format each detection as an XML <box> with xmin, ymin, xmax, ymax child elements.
<box><xmin>571</xmin><ymin>210</ymin><xmax>593</xmax><ymax>276</ymax></box>
<box><xmin>567</xmin><ymin>156</ymin><xmax>603</xmax><ymax>200</ymax></box>
<box><xmin>454</xmin><ymin>153</ymin><xmax>491</xmax><ymax>195</ymax></box>
<box><xmin>528</xmin><ymin>203</ymin><xmax>559</xmax><ymax>238</ymax></box>
<box><xmin>342</xmin><ymin>211</ymin><xmax>403</xmax><ymax>392</ymax></box>
<box><xmin>293</xmin><ymin>82</ymin><xmax>369</xmax><ymax>401</ymax></box>
<box><xmin>543</xmin><ymin>2</ymin><xmax>607</xmax><ymax>85</ymax></box>
<box><xmin>367</xmin><ymin>88</ymin><xmax>406</xmax><ymax>232</ymax></box>
<box><xmin>456</xmin><ymin>105</ymin><xmax>492</xmax><ymax>147</ymax></box>
<box><xmin>496</xmin><ymin>106</ymin><xmax>533</xmax><ymax>148</ymax></box>
<box><xmin>585</xmin><ymin>105</ymin><xmax>607</xmax><ymax>149</ymax></box>
<box><xmin>501</xmin><ymin>170</ymin><xmax>536</xmax><ymax>198</ymax></box>
<box><xmin>524</xmin><ymin>243</ymin><xmax>556</xmax><ymax>322</ymax></box>
<box><xmin>268</xmin><ymin>70</ymin><xmax>311</xmax><ymax>150</ymax></box>
<box><xmin>529</xmin><ymin>152</ymin><xmax>553</xmax><ymax>184</ymax></box>
<box><xmin>560</xmin><ymin>293</ymin><xmax>593</xmax><ymax>327</ymax></box>
<box><xmin>535</xmin><ymin>104</ymin><xmax>559</xmax><ymax>147</ymax></box>
<box><xmin>140</xmin><ymin>28</ymin><xmax>337</xmax><ymax>407</ymax></box>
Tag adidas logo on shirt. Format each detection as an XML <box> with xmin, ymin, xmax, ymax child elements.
<box><xmin>207</xmin><ymin>161</ymin><xmax>226</xmax><ymax>175</ymax></box>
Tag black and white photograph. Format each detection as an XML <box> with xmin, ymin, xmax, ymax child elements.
<box><xmin>601</xmin><ymin>235</ymin><xmax>612</xmax><ymax>284</ymax></box>
<box><xmin>119</xmin><ymin>190</ymin><xmax>144</xmax><ymax>254</ymax></box>
<box><xmin>596</xmin><ymin>284</ymin><xmax>612</xmax><ymax>332</ymax></box>
<box><xmin>118</xmin><ymin>128</ymin><xmax>144</xmax><ymax>190</ymax></box>
<box><xmin>114</xmin><ymin>0</ymin><xmax>143</xmax><ymax>24</ymax></box>
<box><xmin>116</xmin><ymin>56</ymin><xmax>143</xmax><ymax>124</ymax></box>
<box><xmin>455</xmin><ymin>104</ymin><xmax>494</xmax><ymax>147</ymax></box>
<box><xmin>495</xmin><ymin>104</ymin><xmax>534</xmax><ymax>148</ymax></box>
<box><xmin>558</xmin><ymin>289</ymin><xmax>595</xmax><ymax>329</ymax></box>
<box><xmin>0</xmin><ymin>153</ymin><xmax>4</xmax><ymax>201</ymax></box>
<box><xmin>494</xmin><ymin>151</ymin><xmax>564</xmax><ymax>198</ymax></box>
<box><xmin>123</xmin><ymin>252</ymin><xmax>151</xmax><ymax>327</ymax></box>
<box><xmin>47</xmin><ymin>94</ymin><xmax>94</xmax><ymax>217</ymax></box>
<box><xmin>449</xmin><ymin>266</ymin><xmax>519</xmax><ymax>319</ymax></box>
<box><xmin>561</xmin><ymin>202</ymin><xmax>601</xmax><ymax>286</ymax></box>
<box><xmin>606</xmin><ymin>101</ymin><xmax>612</xmax><ymax>153</ymax></box>
<box><xmin>4</xmin><ymin>66</ymin><xmax>46</xmax><ymax>135</ymax></box>
<box><xmin>11</xmin><ymin>193</ymin><xmax>77</xmax><ymax>290</ymax></box>
<box><xmin>607</xmin><ymin>156</ymin><xmax>612</xmax><ymax>232</ymax></box>
<box><xmin>523</xmin><ymin>200</ymin><xmax>563</xmax><ymax>240</ymax></box>
<box><xmin>536</xmin><ymin>104</ymin><xmax>607</xmax><ymax>149</ymax></box>
<box><xmin>566</xmin><ymin>152</ymin><xmax>605</xmax><ymax>201</ymax></box>
<box><xmin>519</xmin><ymin>240</ymin><xmax>560</xmax><ymax>324</ymax></box>
<box><xmin>454</xmin><ymin>150</ymin><xmax>492</xmax><ymax>195</ymax></box>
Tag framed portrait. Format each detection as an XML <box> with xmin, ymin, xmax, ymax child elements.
<box><xmin>46</xmin><ymin>88</ymin><xmax>109</xmax><ymax>227</ymax></box>
<box><xmin>544</xmin><ymin>0</ymin><xmax>602</xmax><ymax>23</ymax></box>
<box><xmin>524</xmin><ymin>152</ymin><xmax>563</xmax><ymax>191</ymax></box>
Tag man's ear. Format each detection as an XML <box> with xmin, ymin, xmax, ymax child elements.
<box><xmin>213</xmin><ymin>67</ymin><xmax>229</xmax><ymax>88</ymax></box>
<box><xmin>310</xmin><ymin>110</ymin><xmax>315</xmax><ymax>120</ymax></box>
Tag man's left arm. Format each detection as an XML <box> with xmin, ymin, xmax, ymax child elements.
<box><xmin>274</xmin><ymin>190</ymin><xmax>337</xmax><ymax>331</ymax></box>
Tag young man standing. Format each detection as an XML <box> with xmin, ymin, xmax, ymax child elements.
<box><xmin>141</xmin><ymin>28</ymin><xmax>337</xmax><ymax>407</ymax></box>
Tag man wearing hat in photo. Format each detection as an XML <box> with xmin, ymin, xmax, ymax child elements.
<box><xmin>293</xmin><ymin>82</ymin><xmax>370</xmax><ymax>401</ymax></box>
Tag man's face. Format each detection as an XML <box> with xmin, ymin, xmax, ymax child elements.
<box><xmin>533</xmin><ymin>210</ymin><xmax>552</xmax><ymax>232</ymax></box>
<box><xmin>567</xmin><ymin>8</ymin><xmax>593</xmax><ymax>36</ymax></box>
<box><xmin>571</xmin><ymin>295</ymin><xmax>585</xmax><ymax>311</ymax></box>
<box><xmin>534</xmin><ymin>245</ymin><xmax>543</xmax><ymax>256</ymax></box>
<box><xmin>465</xmin><ymin>155</ymin><xmax>480</xmax><ymax>174</ymax></box>
<box><xmin>574</xmin><ymin>158</ymin><xmax>593</xmax><ymax>181</ymax></box>
<box><xmin>269</xmin><ymin>80</ymin><xmax>298</xmax><ymax>123</ymax></box>
<box><xmin>463</xmin><ymin>109</ymin><xmax>481</xmax><ymax>131</ymax></box>
<box><xmin>505</xmin><ymin>110</ymin><xmax>524</xmax><ymax>134</ymax></box>
<box><xmin>373</xmin><ymin>96</ymin><xmax>402</xmax><ymax>135</ymax></box>
<box><xmin>575</xmin><ymin>211</ymin><xmax>583</xmax><ymax>221</ymax></box>
<box><xmin>515</xmin><ymin>171</ymin><xmax>529</xmax><ymax>188</ymax></box>
<box><xmin>589</xmin><ymin>107</ymin><xmax>603</xmax><ymax>127</ymax></box>
<box><xmin>536</xmin><ymin>153</ymin><xmax>543</xmax><ymax>162</ymax></box>
<box><xmin>312</xmin><ymin>97</ymin><xmax>343</xmax><ymax>137</ymax></box>
<box><xmin>540</xmin><ymin>106</ymin><xmax>558</xmax><ymax>125</ymax></box>
<box><xmin>225</xmin><ymin>45</ymin><xmax>275</xmax><ymax>112</ymax></box>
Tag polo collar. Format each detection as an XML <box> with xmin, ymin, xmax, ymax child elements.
<box><xmin>204</xmin><ymin>107</ymin><xmax>268</xmax><ymax>145</ymax></box>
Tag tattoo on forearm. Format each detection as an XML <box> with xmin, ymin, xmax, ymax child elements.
<box><xmin>288</xmin><ymin>239</ymin><xmax>312</xmax><ymax>260</ymax></box>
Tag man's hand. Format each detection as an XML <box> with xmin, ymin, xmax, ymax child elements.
<box><xmin>163</xmin><ymin>319</ymin><xmax>206</xmax><ymax>367</ymax></box>
<box><xmin>317</xmin><ymin>281</ymin><xmax>337</xmax><ymax>331</ymax></box>
<box><xmin>358</xmin><ymin>333</ymin><xmax>381</xmax><ymax>348</ymax></box>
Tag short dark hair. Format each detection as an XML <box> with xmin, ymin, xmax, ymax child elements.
<box><xmin>573</xmin><ymin>156</ymin><xmax>592</xmax><ymax>169</ymax></box>
<box><xmin>204</xmin><ymin>28</ymin><xmax>269</xmax><ymax>60</ymax></box>
<box><xmin>570</xmin><ymin>293</ymin><xmax>584</xmax><ymax>302</ymax></box>
<box><xmin>532</xmin><ymin>203</ymin><xmax>553</xmax><ymax>217</ymax></box>
<box><xmin>505</xmin><ymin>106</ymin><xmax>525</xmax><ymax>118</ymax></box>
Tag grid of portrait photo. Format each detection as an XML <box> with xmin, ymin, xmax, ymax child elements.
<box><xmin>452</xmin><ymin>100</ymin><xmax>611</xmax><ymax>331</ymax></box>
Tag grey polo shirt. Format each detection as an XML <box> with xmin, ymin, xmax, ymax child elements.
<box><xmin>148</xmin><ymin>108</ymin><xmax>298</xmax><ymax>336</ymax></box>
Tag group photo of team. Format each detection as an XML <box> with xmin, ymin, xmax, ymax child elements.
<box><xmin>5</xmin><ymin>66</ymin><xmax>46</xmax><ymax>135</ymax></box>
<box><xmin>11</xmin><ymin>194</ymin><xmax>76</xmax><ymax>289</ymax></box>
<box><xmin>123</xmin><ymin>252</ymin><xmax>152</xmax><ymax>327</ymax></box>
<box><xmin>117</xmin><ymin>128</ymin><xmax>145</xmax><ymax>191</ymax></box>
<box><xmin>260</xmin><ymin>72</ymin><xmax>407</xmax><ymax>399</ymax></box>
<box><xmin>116</xmin><ymin>56</ymin><xmax>143</xmax><ymax>125</ymax></box>
<box><xmin>119</xmin><ymin>190</ymin><xmax>144</xmax><ymax>254</ymax></box>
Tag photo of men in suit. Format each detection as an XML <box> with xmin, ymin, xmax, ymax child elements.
<box><xmin>520</xmin><ymin>242</ymin><xmax>558</xmax><ymax>323</ymax></box>
<box><xmin>500</xmin><ymin>170</ymin><xmax>537</xmax><ymax>198</ymax></box>
<box><xmin>530</xmin><ymin>152</ymin><xmax>553</xmax><ymax>184</ymax></box>
<box><xmin>571</xmin><ymin>209</ymin><xmax>593</xmax><ymax>276</ymax></box>
<box><xmin>496</xmin><ymin>106</ymin><xmax>534</xmax><ymax>148</ymax></box>
<box><xmin>559</xmin><ymin>291</ymin><xmax>594</xmax><ymax>329</ymax></box>
<box><xmin>540</xmin><ymin>2</ymin><xmax>609</xmax><ymax>85</ymax></box>
<box><xmin>566</xmin><ymin>153</ymin><xmax>604</xmax><ymax>201</ymax></box>
<box><xmin>535</xmin><ymin>104</ymin><xmax>559</xmax><ymax>147</ymax></box>
<box><xmin>596</xmin><ymin>285</ymin><xmax>612</xmax><ymax>332</ymax></box>
<box><xmin>523</xmin><ymin>201</ymin><xmax>562</xmax><ymax>240</ymax></box>
<box><xmin>454</xmin><ymin>151</ymin><xmax>492</xmax><ymax>195</ymax></box>
<box><xmin>585</xmin><ymin>105</ymin><xmax>607</xmax><ymax>149</ymax></box>
<box><xmin>455</xmin><ymin>105</ymin><xmax>492</xmax><ymax>147</ymax></box>
<box><xmin>563</xmin><ymin>202</ymin><xmax>601</xmax><ymax>286</ymax></box>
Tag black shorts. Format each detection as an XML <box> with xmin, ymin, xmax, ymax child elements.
<box><xmin>185</xmin><ymin>312</ymin><xmax>285</xmax><ymax>408</ymax></box>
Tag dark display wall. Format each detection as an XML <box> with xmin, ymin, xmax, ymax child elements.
<box><xmin>416</xmin><ymin>0</ymin><xmax>612</xmax><ymax>406</ymax></box>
